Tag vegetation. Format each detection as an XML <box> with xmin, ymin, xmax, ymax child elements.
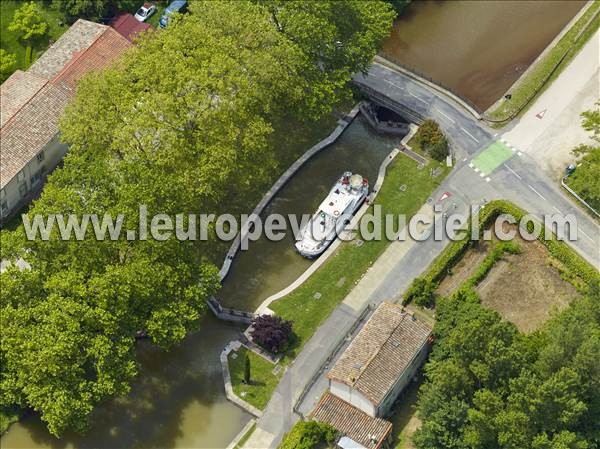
<box><xmin>488</xmin><ymin>1</ymin><xmax>600</xmax><ymax>121</ymax></box>
<box><xmin>412</xmin><ymin>120</ymin><xmax>449</xmax><ymax>161</ymax></box>
<box><xmin>567</xmin><ymin>104</ymin><xmax>600</xmax><ymax>211</ymax></box>
<box><xmin>251</xmin><ymin>315</ymin><xmax>294</xmax><ymax>354</ymax></box>
<box><xmin>0</xmin><ymin>0</ymin><xmax>395</xmax><ymax>436</ymax></box>
<box><xmin>279</xmin><ymin>420</ymin><xmax>337</xmax><ymax>449</ymax></box>
<box><xmin>8</xmin><ymin>2</ymin><xmax>48</xmax><ymax>50</ymax></box>
<box><xmin>0</xmin><ymin>0</ymin><xmax>67</xmax><ymax>76</ymax></box>
<box><xmin>244</xmin><ymin>353</ymin><xmax>251</xmax><ymax>384</ymax></box>
<box><xmin>413</xmin><ymin>282</ymin><xmax>600</xmax><ymax>449</ymax></box>
<box><xmin>270</xmin><ymin>155</ymin><xmax>449</xmax><ymax>359</ymax></box>
<box><xmin>228</xmin><ymin>347</ymin><xmax>283</xmax><ymax>410</ymax></box>
<box><xmin>0</xmin><ymin>49</ymin><xmax>17</xmax><ymax>82</ymax></box>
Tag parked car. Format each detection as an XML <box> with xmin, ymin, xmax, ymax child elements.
<box><xmin>159</xmin><ymin>0</ymin><xmax>187</xmax><ymax>28</ymax></box>
<box><xmin>134</xmin><ymin>2</ymin><xmax>156</xmax><ymax>22</ymax></box>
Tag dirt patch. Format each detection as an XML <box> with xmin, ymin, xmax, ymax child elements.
<box><xmin>436</xmin><ymin>241</ymin><xmax>489</xmax><ymax>297</ymax></box>
<box><xmin>476</xmin><ymin>236</ymin><xmax>578</xmax><ymax>332</ymax></box>
<box><xmin>437</xmin><ymin>224</ymin><xmax>579</xmax><ymax>332</ymax></box>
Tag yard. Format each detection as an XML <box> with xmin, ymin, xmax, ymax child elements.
<box><xmin>270</xmin><ymin>154</ymin><xmax>450</xmax><ymax>360</ymax></box>
<box><xmin>228</xmin><ymin>346</ymin><xmax>283</xmax><ymax>410</ymax></box>
<box><xmin>389</xmin><ymin>375</ymin><xmax>423</xmax><ymax>449</ymax></box>
<box><xmin>227</xmin><ymin>152</ymin><xmax>449</xmax><ymax>409</ymax></box>
<box><xmin>0</xmin><ymin>1</ymin><xmax>67</xmax><ymax>79</ymax></box>
<box><xmin>435</xmin><ymin>223</ymin><xmax>581</xmax><ymax>333</ymax></box>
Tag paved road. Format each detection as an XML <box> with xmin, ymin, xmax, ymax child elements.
<box><xmin>242</xmin><ymin>61</ymin><xmax>599</xmax><ymax>449</ymax></box>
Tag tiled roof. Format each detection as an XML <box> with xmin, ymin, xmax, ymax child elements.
<box><xmin>327</xmin><ymin>302</ymin><xmax>431</xmax><ymax>406</ymax></box>
<box><xmin>109</xmin><ymin>13</ymin><xmax>153</xmax><ymax>42</ymax></box>
<box><xmin>0</xmin><ymin>83</ymin><xmax>71</xmax><ymax>188</ymax></box>
<box><xmin>28</xmin><ymin>19</ymin><xmax>106</xmax><ymax>80</ymax></box>
<box><xmin>0</xmin><ymin>70</ymin><xmax>48</xmax><ymax>128</ymax></box>
<box><xmin>311</xmin><ymin>393</ymin><xmax>392</xmax><ymax>449</ymax></box>
<box><xmin>52</xmin><ymin>27</ymin><xmax>132</xmax><ymax>90</ymax></box>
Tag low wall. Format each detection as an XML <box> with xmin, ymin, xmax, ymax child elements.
<box><xmin>218</xmin><ymin>104</ymin><xmax>361</xmax><ymax>281</ymax></box>
<box><xmin>254</xmin><ymin>124</ymin><xmax>420</xmax><ymax>315</ymax></box>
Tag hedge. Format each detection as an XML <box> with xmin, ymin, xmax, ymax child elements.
<box><xmin>405</xmin><ymin>200</ymin><xmax>599</xmax><ymax>305</ymax></box>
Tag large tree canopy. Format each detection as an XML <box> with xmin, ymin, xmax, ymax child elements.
<box><xmin>413</xmin><ymin>285</ymin><xmax>600</xmax><ymax>449</ymax></box>
<box><xmin>0</xmin><ymin>0</ymin><xmax>394</xmax><ymax>436</ymax></box>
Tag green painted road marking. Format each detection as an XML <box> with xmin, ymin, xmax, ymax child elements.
<box><xmin>472</xmin><ymin>141</ymin><xmax>513</xmax><ymax>175</ymax></box>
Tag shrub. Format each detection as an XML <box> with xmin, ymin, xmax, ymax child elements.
<box><xmin>279</xmin><ymin>421</ymin><xmax>337</xmax><ymax>449</ymax></box>
<box><xmin>404</xmin><ymin>277</ymin><xmax>436</xmax><ymax>307</ymax></box>
<box><xmin>251</xmin><ymin>314</ymin><xmax>293</xmax><ymax>354</ymax></box>
<box><xmin>416</xmin><ymin>119</ymin><xmax>449</xmax><ymax>161</ymax></box>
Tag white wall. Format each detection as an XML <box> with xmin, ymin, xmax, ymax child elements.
<box><xmin>330</xmin><ymin>379</ymin><xmax>376</xmax><ymax>417</ymax></box>
<box><xmin>0</xmin><ymin>135</ymin><xmax>68</xmax><ymax>221</ymax></box>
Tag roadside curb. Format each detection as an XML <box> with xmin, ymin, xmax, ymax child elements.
<box><xmin>220</xmin><ymin>340</ymin><xmax>263</xmax><ymax>418</ymax></box>
<box><xmin>373</xmin><ymin>56</ymin><xmax>482</xmax><ymax>121</ymax></box>
<box><xmin>254</xmin><ymin>123</ymin><xmax>420</xmax><ymax>315</ymax></box>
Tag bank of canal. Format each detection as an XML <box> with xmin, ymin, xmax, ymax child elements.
<box><xmin>0</xmin><ymin>116</ymin><xmax>404</xmax><ymax>449</ymax></box>
<box><xmin>380</xmin><ymin>0</ymin><xmax>586</xmax><ymax>111</ymax></box>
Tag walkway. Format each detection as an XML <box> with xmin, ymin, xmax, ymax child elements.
<box><xmin>240</xmin><ymin>58</ymin><xmax>600</xmax><ymax>449</ymax></box>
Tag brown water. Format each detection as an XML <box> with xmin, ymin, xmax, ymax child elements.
<box><xmin>380</xmin><ymin>0</ymin><xmax>586</xmax><ymax>111</ymax></box>
<box><xmin>1</xmin><ymin>116</ymin><xmax>402</xmax><ymax>448</ymax></box>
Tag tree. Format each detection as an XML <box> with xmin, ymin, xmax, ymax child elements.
<box><xmin>403</xmin><ymin>277</ymin><xmax>436</xmax><ymax>307</ymax></box>
<box><xmin>244</xmin><ymin>353</ymin><xmax>251</xmax><ymax>384</ymax></box>
<box><xmin>568</xmin><ymin>103</ymin><xmax>600</xmax><ymax>210</ymax></box>
<box><xmin>279</xmin><ymin>421</ymin><xmax>337</xmax><ymax>449</ymax></box>
<box><xmin>251</xmin><ymin>315</ymin><xmax>293</xmax><ymax>354</ymax></box>
<box><xmin>385</xmin><ymin>0</ymin><xmax>411</xmax><ymax>15</ymax></box>
<box><xmin>0</xmin><ymin>0</ymin><xmax>395</xmax><ymax>436</ymax></box>
<box><xmin>0</xmin><ymin>49</ymin><xmax>17</xmax><ymax>82</ymax></box>
<box><xmin>415</xmin><ymin>119</ymin><xmax>449</xmax><ymax>161</ymax></box>
<box><xmin>51</xmin><ymin>0</ymin><xmax>138</xmax><ymax>22</ymax></box>
<box><xmin>8</xmin><ymin>2</ymin><xmax>48</xmax><ymax>45</ymax></box>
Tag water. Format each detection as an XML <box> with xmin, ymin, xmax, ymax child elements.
<box><xmin>380</xmin><ymin>0</ymin><xmax>586</xmax><ymax>111</ymax></box>
<box><xmin>1</xmin><ymin>116</ymin><xmax>403</xmax><ymax>448</ymax></box>
<box><xmin>219</xmin><ymin>116</ymin><xmax>400</xmax><ymax>311</ymax></box>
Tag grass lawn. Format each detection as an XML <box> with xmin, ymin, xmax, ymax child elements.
<box><xmin>389</xmin><ymin>375</ymin><xmax>423</xmax><ymax>449</ymax></box>
<box><xmin>271</xmin><ymin>154</ymin><xmax>450</xmax><ymax>361</ymax></box>
<box><xmin>234</xmin><ymin>422</ymin><xmax>257</xmax><ymax>449</ymax></box>
<box><xmin>0</xmin><ymin>1</ymin><xmax>67</xmax><ymax>79</ymax></box>
<box><xmin>488</xmin><ymin>1</ymin><xmax>600</xmax><ymax>122</ymax></box>
<box><xmin>228</xmin><ymin>346</ymin><xmax>283</xmax><ymax>410</ymax></box>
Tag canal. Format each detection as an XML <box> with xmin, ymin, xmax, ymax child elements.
<box><xmin>380</xmin><ymin>0</ymin><xmax>586</xmax><ymax>111</ymax></box>
<box><xmin>1</xmin><ymin>116</ymin><xmax>403</xmax><ymax>448</ymax></box>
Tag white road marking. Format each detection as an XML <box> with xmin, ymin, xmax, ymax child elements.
<box><xmin>517</xmin><ymin>151</ymin><xmax>523</xmax><ymax>156</ymax></box>
<box><xmin>408</xmin><ymin>91</ymin><xmax>428</xmax><ymax>104</ymax></box>
<box><xmin>528</xmin><ymin>184</ymin><xmax>546</xmax><ymax>201</ymax></box>
<box><xmin>474</xmin><ymin>167</ymin><xmax>480</xmax><ymax>173</ymax></box>
<box><xmin>485</xmin><ymin>177</ymin><xmax>491</xmax><ymax>182</ymax></box>
<box><xmin>480</xmin><ymin>172</ymin><xmax>485</xmax><ymax>178</ymax></box>
<box><xmin>468</xmin><ymin>162</ymin><xmax>474</xmax><ymax>168</ymax></box>
<box><xmin>503</xmin><ymin>163</ymin><xmax>522</xmax><ymax>180</ymax></box>
<box><xmin>461</xmin><ymin>127</ymin><xmax>479</xmax><ymax>143</ymax></box>
<box><xmin>433</xmin><ymin>106</ymin><xmax>456</xmax><ymax>124</ymax></box>
<box><xmin>383</xmin><ymin>79</ymin><xmax>404</xmax><ymax>90</ymax></box>
<box><xmin>579</xmin><ymin>229</ymin><xmax>594</xmax><ymax>241</ymax></box>
<box><xmin>553</xmin><ymin>206</ymin><xmax>563</xmax><ymax>214</ymax></box>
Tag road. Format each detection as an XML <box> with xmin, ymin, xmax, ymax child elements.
<box><xmin>242</xmin><ymin>60</ymin><xmax>599</xmax><ymax>449</ymax></box>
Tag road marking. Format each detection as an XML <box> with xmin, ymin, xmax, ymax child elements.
<box><xmin>408</xmin><ymin>91</ymin><xmax>428</xmax><ymax>104</ymax></box>
<box><xmin>485</xmin><ymin>177</ymin><xmax>491</xmax><ymax>182</ymax></box>
<box><xmin>553</xmin><ymin>206</ymin><xmax>563</xmax><ymax>214</ymax></box>
<box><xmin>503</xmin><ymin>163</ymin><xmax>522</xmax><ymax>180</ymax></box>
<box><xmin>468</xmin><ymin>162</ymin><xmax>474</xmax><ymax>168</ymax></box>
<box><xmin>579</xmin><ymin>229</ymin><xmax>594</xmax><ymax>241</ymax></box>
<box><xmin>461</xmin><ymin>127</ymin><xmax>479</xmax><ymax>143</ymax></box>
<box><xmin>433</xmin><ymin>106</ymin><xmax>456</xmax><ymax>124</ymax></box>
<box><xmin>479</xmin><ymin>172</ymin><xmax>485</xmax><ymax>178</ymax></box>
<box><xmin>528</xmin><ymin>184</ymin><xmax>546</xmax><ymax>201</ymax></box>
<box><xmin>383</xmin><ymin>79</ymin><xmax>404</xmax><ymax>90</ymax></box>
<box><xmin>517</xmin><ymin>151</ymin><xmax>522</xmax><ymax>156</ymax></box>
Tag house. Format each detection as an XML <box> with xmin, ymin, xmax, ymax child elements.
<box><xmin>109</xmin><ymin>13</ymin><xmax>153</xmax><ymax>42</ymax></box>
<box><xmin>311</xmin><ymin>302</ymin><xmax>432</xmax><ymax>449</ymax></box>
<box><xmin>0</xmin><ymin>20</ymin><xmax>132</xmax><ymax>223</ymax></box>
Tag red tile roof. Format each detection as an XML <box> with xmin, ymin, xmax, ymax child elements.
<box><xmin>52</xmin><ymin>27</ymin><xmax>132</xmax><ymax>90</ymax></box>
<box><xmin>327</xmin><ymin>302</ymin><xmax>432</xmax><ymax>406</ymax></box>
<box><xmin>0</xmin><ymin>70</ymin><xmax>48</xmax><ymax>128</ymax></box>
<box><xmin>109</xmin><ymin>13</ymin><xmax>153</xmax><ymax>42</ymax></box>
<box><xmin>311</xmin><ymin>393</ymin><xmax>392</xmax><ymax>449</ymax></box>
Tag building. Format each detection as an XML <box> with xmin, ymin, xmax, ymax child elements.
<box><xmin>311</xmin><ymin>302</ymin><xmax>432</xmax><ymax>449</ymax></box>
<box><xmin>109</xmin><ymin>13</ymin><xmax>153</xmax><ymax>42</ymax></box>
<box><xmin>0</xmin><ymin>20</ymin><xmax>132</xmax><ymax>223</ymax></box>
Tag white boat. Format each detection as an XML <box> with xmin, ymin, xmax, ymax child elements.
<box><xmin>295</xmin><ymin>172</ymin><xmax>369</xmax><ymax>258</ymax></box>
